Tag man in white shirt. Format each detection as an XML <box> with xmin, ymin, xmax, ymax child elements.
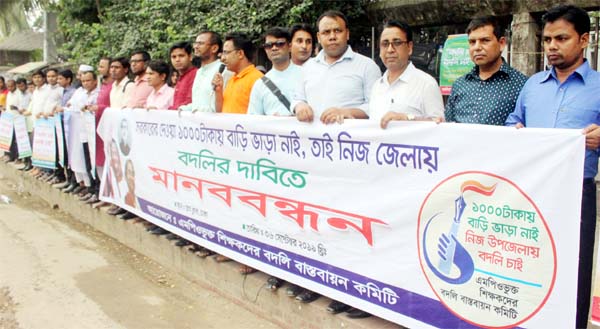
<box><xmin>4</xmin><ymin>79</ymin><xmax>21</xmax><ymax>162</ymax></box>
<box><xmin>292</xmin><ymin>10</ymin><xmax>381</xmax><ymax>124</ymax></box>
<box><xmin>109</xmin><ymin>57</ymin><xmax>133</xmax><ymax>108</ymax></box>
<box><xmin>369</xmin><ymin>20</ymin><xmax>444</xmax><ymax>128</ymax></box>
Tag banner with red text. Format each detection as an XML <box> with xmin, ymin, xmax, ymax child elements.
<box><xmin>98</xmin><ymin>108</ymin><xmax>584</xmax><ymax>329</ymax></box>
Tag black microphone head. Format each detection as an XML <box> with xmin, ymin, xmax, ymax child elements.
<box><xmin>218</xmin><ymin>63</ymin><xmax>226</xmax><ymax>74</ymax></box>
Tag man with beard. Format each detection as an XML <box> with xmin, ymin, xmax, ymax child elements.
<box><xmin>126</xmin><ymin>51</ymin><xmax>153</xmax><ymax>109</ymax></box>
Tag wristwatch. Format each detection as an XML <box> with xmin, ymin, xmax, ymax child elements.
<box><xmin>406</xmin><ymin>114</ymin><xmax>415</xmax><ymax>121</ymax></box>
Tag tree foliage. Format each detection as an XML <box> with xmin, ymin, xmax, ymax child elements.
<box><xmin>52</xmin><ymin>0</ymin><xmax>373</xmax><ymax>65</ymax></box>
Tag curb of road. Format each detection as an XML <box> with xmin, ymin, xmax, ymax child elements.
<box><xmin>0</xmin><ymin>161</ymin><xmax>402</xmax><ymax>329</ymax></box>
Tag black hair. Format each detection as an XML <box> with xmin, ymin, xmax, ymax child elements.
<box><xmin>81</xmin><ymin>70</ymin><xmax>97</xmax><ymax>80</ymax></box>
<box><xmin>316</xmin><ymin>10</ymin><xmax>348</xmax><ymax>31</ymax></box>
<box><xmin>58</xmin><ymin>69</ymin><xmax>73</xmax><ymax>81</ymax></box>
<box><xmin>147</xmin><ymin>60</ymin><xmax>171</xmax><ymax>80</ymax></box>
<box><xmin>110</xmin><ymin>57</ymin><xmax>130</xmax><ymax>71</ymax></box>
<box><xmin>169</xmin><ymin>41</ymin><xmax>193</xmax><ymax>56</ymax></box>
<box><xmin>16</xmin><ymin>78</ymin><xmax>26</xmax><ymax>85</ymax></box>
<box><xmin>225</xmin><ymin>32</ymin><xmax>255</xmax><ymax>62</ymax></box>
<box><xmin>31</xmin><ymin>69</ymin><xmax>46</xmax><ymax>79</ymax></box>
<box><xmin>466</xmin><ymin>16</ymin><xmax>503</xmax><ymax>40</ymax></box>
<box><xmin>382</xmin><ymin>20</ymin><xmax>413</xmax><ymax>43</ymax></box>
<box><xmin>131</xmin><ymin>50</ymin><xmax>151</xmax><ymax>62</ymax></box>
<box><xmin>542</xmin><ymin>4</ymin><xmax>590</xmax><ymax>36</ymax></box>
<box><xmin>197</xmin><ymin>30</ymin><xmax>223</xmax><ymax>53</ymax></box>
<box><xmin>264</xmin><ymin>27</ymin><xmax>291</xmax><ymax>43</ymax></box>
<box><xmin>45</xmin><ymin>68</ymin><xmax>59</xmax><ymax>75</ymax></box>
<box><xmin>290</xmin><ymin>23</ymin><xmax>315</xmax><ymax>45</ymax></box>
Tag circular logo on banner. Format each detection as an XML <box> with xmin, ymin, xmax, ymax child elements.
<box><xmin>417</xmin><ymin>172</ymin><xmax>556</xmax><ymax>328</ymax></box>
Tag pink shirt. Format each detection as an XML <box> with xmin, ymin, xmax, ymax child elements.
<box><xmin>126</xmin><ymin>74</ymin><xmax>153</xmax><ymax>108</ymax></box>
<box><xmin>146</xmin><ymin>84</ymin><xmax>174</xmax><ymax>110</ymax></box>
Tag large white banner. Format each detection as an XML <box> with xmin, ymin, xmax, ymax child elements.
<box><xmin>99</xmin><ymin>108</ymin><xmax>584</xmax><ymax>329</ymax></box>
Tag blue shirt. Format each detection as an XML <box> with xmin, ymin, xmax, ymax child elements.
<box><xmin>506</xmin><ymin>60</ymin><xmax>600</xmax><ymax>178</ymax></box>
<box><xmin>61</xmin><ymin>85</ymin><xmax>76</xmax><ymax>107</ymax></box>
<box><xmin>247</xmin><ymin>63</ymin><xmax>301</xmax><ymax>116</ymax></box>
<box><xmin>292</xmin><ymin>46</ymin><xmax>381</xmax><ymax>118</ymax></box>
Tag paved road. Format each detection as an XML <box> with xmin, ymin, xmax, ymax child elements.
<box><xmin>0</xmin><ymin>176</ymin><xmax>280</xmax><ymax>329</ymax></box>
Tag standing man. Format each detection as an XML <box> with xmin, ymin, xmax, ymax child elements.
<box><xmin>248</xmin><ymin>27</ymin><xmax>301</xmax><ymax>116</ymax></box>
<box><xmin>87</xmin><ymin>57</ymin><xmax>114</xmax><ymax>206</ymax></box>
<box><xmin>505</xmin><ymin>5</ymin><xmax>600</xmax><ymax>328</ymax></box>
<box><xmin>168</xmin><ymin>42</ymin><xmax>198</xmax><ymax>110</ymax></box>
<box><xmin>290</xmin><ymin>24</ymin><xmax>315</xmax><ymax>66</ymax></box>
<box><xmin>179</xmin><ymin>31</ymin><xmax>231</xmax><ymax>113</ymax></box>
<box><xmin>109</xmin><ymin>57</ymin><xmax>133</xmax><ymax>109</ymax></box>
<box><xmin>370</xmin><ymin>20</ymin><xmax>444</xmax><ymax>128</ymax></box>
<box><xmin>126</xmin><ymin>50</ymin><xmax>153</xmax><ymax>109</ymax></box>
<box><xmin>49</xmin><ymin>69</ymin><xmax>76</xmax><ymax>186</ymax></box>
<box><xmin>4</xmin><ymin>79</ymin><xmax>21</xmax><ymax>162</ymax></box>
<box><xmin>212</xmin><ymin>32</ymin><xmax>263</xmax><ymax>114</ymax></box>
<box><xmin>292</xmin><ymin>10</ymin><xmax>381</xmax><ymax>124</ymax></box>
<box><xmin>445</xmin><ymin>16</ymin><xmax>527</xmax><ymax>125</ymax></box>
<box><xmin>28</xmin><ymin>70</ymin><xmax>49</xmax><ymax>177</ymax></box>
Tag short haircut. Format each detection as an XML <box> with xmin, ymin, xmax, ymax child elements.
<box><xmin>147</xmin><ymin>60</ymin><xmax>171</xmax><ymax>78</ymax></box>
<box><xmin>466</xmin><ymin>16</ymin><xmax>503</xmax><ymax>40</ymax></box>
<box><xmin>110</xmin><ymin>57</ymin><xmax>130</xmax><ymax>71</ymax></box>
<box><xmin>16</xmin><ymin>78</ymin><xmax>26</xmax><ymax>85</ymax></box>
<box><xmin>382</xmin><ymin>20</ymin><xmax>413</xmax><ymax>43</ymax></box>
<box><xmin>542</xmin><ymin>4</ymin><xmax>590</xmax><ymax>36</ymax></box>
<box><xmin>169</xmin><ymin>41</ymin><xmax>193</xmax><ymax>56</ymax></box>
<box><xmin>290</xmin><ymin>23</ymin><xmax>315</xmax><ymax>43</ymax></box>
<box><xmin>32</xmin><ymin>69</ymin><xmax>46</xmax><ymax>79</ymax></box>
<box><xmin>81</xmin><ymin>70</ymin><xmax>97</xmax><ymax>80</ymax></box>
<box><xmin>264</xmin><ymin>27</ymin><xmax>291</xmax><ymax>42</ymax></box>
<box><xmin>131</xmin><ymin>50</ymin><xmax>151</xmax><ymax>62</ymax></box>
<box><xmin>58</xmin><ymin>69</ymin><xmax>73</xmax><ymax>81</ymax></box>
<box><xmin>45</xmin><ymin>68</ymin><xmax>59</xmax><ymax>75</ymax></box>
<box><xmin>198</xmin><ymin>30</ymin><xmax>223</xmax><ymax>53</ymax></box>
<box><xmin>316</xmin><ymin>10</ymin><xmax>348</xmax><ymax>30</ymax></box>
<box><xmin>225</xmin><ymin>32</ymin><xmax>255</xmax><ymax>62</ymax></box>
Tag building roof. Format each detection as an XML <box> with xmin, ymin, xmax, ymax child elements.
<box><xmin>0</xmin><ymin>30</ymin><xmax>43</xmax><ymax>52</ymax></box>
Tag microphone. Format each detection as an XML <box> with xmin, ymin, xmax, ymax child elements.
<box><xmin>213</xmin><ymin>64</ymin><xmax>226</xmax><ymax>91</ymax></box>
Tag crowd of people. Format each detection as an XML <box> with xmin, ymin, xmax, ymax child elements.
<box><xmin>0</xmin><ymin>4</ymin><xmax>599</xmax><ymax>326</ymax></box>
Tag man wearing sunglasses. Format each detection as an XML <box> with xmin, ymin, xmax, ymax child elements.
<box><xmin>212</xmin><ymin>32</ymin><xmax>263</xmax><ymax>114</ymax></box>
<box><xmin>247</xmin><ymin>27</ymin><xmax>301</xmax><ymax>116</ymax></box>
<box><xmin>370</xmin><ymin>20</ymin><xmax>444</xmax><ymax>129</ymax></box>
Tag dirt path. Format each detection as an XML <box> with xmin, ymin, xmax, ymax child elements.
<box><xmin>0</xmin><ymin>175</ymin><xmax>280</xmax><ymax>329</ymax></box>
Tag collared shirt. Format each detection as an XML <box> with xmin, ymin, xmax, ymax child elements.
<box><xmin>43</xmin><ymin>84</ymin><xmax>64</xmax><ymax>115</ymax></box>
<box><xmin>248</xmin><ymin>63</ymin><xmax>301</xmax><ymax>116</ymax></box>
<box><xmin>369</xmin><ymin>62</ymin><xmax>444</xmax><ymax>122</ymax></box>
<box><xmin>180</xmin><ymin>60</ymin><xmax>232</xmax><ymax>112</ymax></box>
<box><xmin>126</xmin><ymin>74</ymin><xmax>153</xmax><ymax>108</ymax></box>
<box><xmin>146</xmin><ymin>83</ymin><xmax>175</xmax><ymax>110</ymax></box>
<box><xmin>6</xmin><ymin>90</ymin><xmax>22</xmax><ymax>113</ymax></box>
<box><xmin>222</xmin><ymin>64</ymin><xmax>263</xmax><ymax>114</ymax></box>
<box><xmin>292</xmin><ymin>46</ymin><xmax>381</xmax><ymax>118</ymax></box>
<box><xmin>66</xmin><ymin>86</ymin><xmax>99</xmax><ymax>144</ymax></box>
<box><xmin>445</xmin><ymin>60</ymin><xmax>527</xmax><ymax>125</ymax></box>
<box><xmin>506</xmin><ymin>60</ymin><xmax>600</xmax><ymax>178</ymax></box>
<box><xmin>29</xmin><ymin>84</ymin><xmax>50</xmax><ymax>120</ymax></box>
<box><xmin>170</xmin><ymin>67</ymin><xmax>198</xmax><ymax>110</ymax></box>
<box><xmin>61</xmin><ymin>85</ymin><xmax>76</xmax><ymax>106</ymax></box>
<box><xmin>110</xmin><ymin>78</ymin><xmax>133</xmax><ymax>109</ymax></box>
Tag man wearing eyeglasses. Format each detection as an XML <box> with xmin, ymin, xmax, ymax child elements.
<box><xmin>179</xmin><ymin>31</ymin><xmax>231</xmax><ymax>113</ymax></box>
<box><xmin>212</xmin><ymin>32</ymin><xmax>263</xmax><ymax>114</ymax></box>
<box><xmin>126</xmin><ymin>50</ymin><xmax>153</xmax><ymax>109</ymax></box>
<box><xmin>292</xmin><ymin>10</ymin><xmax>381</xmax><ymax>124</ymax></box>
<box><xmin>445</xmin><ymin>16</ymin><xmax>526</xmax><ymax>125</ymax></box>
<box><xmin>247</xmin><ymin>27</ymin><xmax>301</xmax><ymax>116</ymax></box>
<box><xmin>370</xmin><ymin>21</ymin><xmax>444</xmax><ymax>129</ymax></box>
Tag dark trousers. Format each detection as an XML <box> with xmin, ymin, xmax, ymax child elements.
<box><xmin>8</xmin><ymin>130</ymin><xmax>17</xmax><ymax>160</ymax></box>
<box><xmin>577</xmin><ymin>178</ymin><xmax>596</xmax><ymax>328</ymax></box>
<box><xmin>82</xmin><ymin>142</ymin><xmax>96</xmax><ymax>190</ymax></box>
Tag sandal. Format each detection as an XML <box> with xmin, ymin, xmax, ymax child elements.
<box><xmin>266</xmin><ymin>276</ymin><xmax>284</xmax><ymax>290</ymax></box>
<box><xmin>215</xmin><ymin>254</ymin><xmax>232</xmax><ymax>263</ymax></box>
<box><xmin>195</xmin><ymin>247</ymin><xmax>215</xmax><ymax>258</ymax></box>
<box><xmin>239</xmin><ymin>265</ymin><xmax>257</xmax><ymax>275</ymax></box>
